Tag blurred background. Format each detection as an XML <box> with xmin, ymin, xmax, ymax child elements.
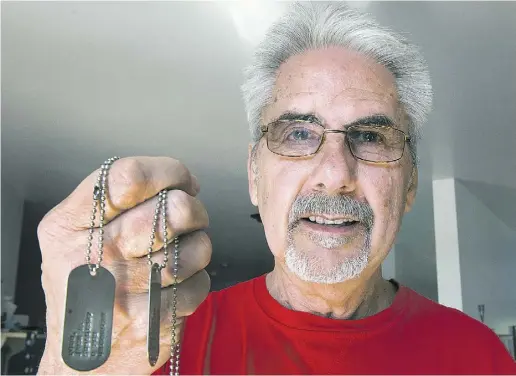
<box><xmin>2</xmin><ymin>1</ymin><xmax>515</xmax><ymax>372</ymax></box>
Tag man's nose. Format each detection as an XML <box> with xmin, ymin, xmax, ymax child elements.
<box><xmin>308</xmin><ymin>133</ymin><xmax>357</xmax><ymax>195</ymax></box>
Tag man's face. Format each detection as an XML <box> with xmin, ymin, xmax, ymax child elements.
<box><xmin>248</xmin><ymin>47</ymin><xmax>417</xmax><ymax>284</ymax></box>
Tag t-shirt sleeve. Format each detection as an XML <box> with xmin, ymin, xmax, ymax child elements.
<box><xmin>487</xmin><ymin>331</ymin><xmax>516</xmax><ymax>374</ymax></box>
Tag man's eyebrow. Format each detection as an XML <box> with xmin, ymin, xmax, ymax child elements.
<box><xmin>345</xmin><ymin>115</ymin><xmax>395</xmax><ymax>128</ymax></box>
<box><xmin>273</xmin><ymin>112</ymin><xmax>323</xmax><ymax>125</ymax></box>
<box><xmin>271</xmin><ymin>112</ymin><xmax>395</xmax><ymax>128</ymax></box>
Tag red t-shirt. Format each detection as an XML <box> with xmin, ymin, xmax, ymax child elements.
<box><xmin>154</xmin><ymin>275</ymin><xmax>515</xmax><ymax>374</ymax></box>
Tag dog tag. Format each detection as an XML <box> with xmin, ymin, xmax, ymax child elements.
<box><xmin>61</xmin><ymin>265</ymin><xmax>115</xmax><ymax>371</ymax></box>
<box><xmin>148</xmin><ymin>263</ymin><xmax>162</xmax><ymax>366</ymax></box>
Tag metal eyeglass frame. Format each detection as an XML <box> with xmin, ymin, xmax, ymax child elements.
<box><xmin>260</xmin><ymin>120</ymin><xmax>411</xmax><ymax>164</ymax></box>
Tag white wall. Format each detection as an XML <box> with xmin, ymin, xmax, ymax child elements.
<box><xmin>1</xmin><ymin>182</ymin><xmax>25</xmax><ymax>301</ymax></box>
<box><xmin>455</xmin><ymin>180</ymin><xmax>516</xmax><ymax>333</ymax></box>
<box><xmin>395</xmin><ymin>178</ymin><xmax>438</xmax><ymax>301</ymax></box>
<box><xmin>382</xmin><ymin>247</ymin><xmax>396</xmax><ymax>280</ymax></box>
<box><xmin>433</xmin><ymin>178</ymin><xmax>463</xmax><ymax>310</ymax></box>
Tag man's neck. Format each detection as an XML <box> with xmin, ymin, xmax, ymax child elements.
<box><xmin>265</xmin><ymin>264</ymin><xmax>397</xmax><ymax>320</ymax></box>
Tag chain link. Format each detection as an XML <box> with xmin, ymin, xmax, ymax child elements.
<box><xmin>86</xmin><ymin>156</ymin><xmax>120</xmax><ymax>275</ymax></box>
<box><xmin>147</xmin><ymin>190</ymin><xmax>173</xmax><ymax>270</ymax></box>
<box><xmin>146</xmin><ymin>189</ymin><xmax>181</xmax><ymax>375</ymax></box>
<box><xmin>170</xmin><ymin>237</ymin><xmax>181</xmax><ymax>376</ymax></box>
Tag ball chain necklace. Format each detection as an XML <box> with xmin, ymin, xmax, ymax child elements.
<box><xmin>62</xmin><ymin>157</ymin><xmax>181</xmax><ymax>375</ymax></box>
<box><xmin>147</xmin><ymin>189</ymin><xmax>181</xmax><ymax>375</ymax></box>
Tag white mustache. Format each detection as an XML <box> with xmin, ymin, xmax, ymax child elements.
<box><xmin>288</xmin><ymin>193</ymin><xmax>375</xmax><ymax>229</ymax></box>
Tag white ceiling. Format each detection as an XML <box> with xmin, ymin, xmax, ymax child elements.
<box><xmin>2</xmin><ymin>1</ymin><xmax>516</xmax><ymax>272</ymax></box>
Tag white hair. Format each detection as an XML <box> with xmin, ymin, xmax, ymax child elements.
<box><xmin>285</xmin><ymin>226</ymin><xmax>371</xmax><ymax>284</ymax></box>
<box><xmin>241</xmin><ymin>2</ymin><xmax>433</xmax><ymax>163</ymax></box>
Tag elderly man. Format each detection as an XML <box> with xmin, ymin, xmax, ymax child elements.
<box><xmin>37</xmin><ymin>2</ymin><xmax>514</xmax><ymax>375</ymax></box>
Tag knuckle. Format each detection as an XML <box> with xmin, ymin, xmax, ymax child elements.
<box><xmin>170</xmin><ymin>159</ymin><xmax>189</xmax><ymax>181</ymax></box>
<box><xmin>113</xmin><ymin>158</ymin><xmax>148</xmax><ymax>201</ymax></box>
<box><xmin>37</xmin><ymin>216</ymin><xmax>50</xmax><ymax>242</ymax></box>
<box><xmin>168</xmin><ymin>190</ymin><xmax>194</xmax><ymax>224</ymax></box>
<box><xmin>118</xmin><ymin>158</ymin><xmax>146</xmax><ymax>184</ymax></box>
<box><xmin>117</xmin><ymin>158</ymin><xmax>146</xmax><ymax>181</ymax></box>
<box><xmin>37</xmin><ymin>207</ymin><xmax>68</xmax><ymax>251</ymax></box>
<box><xmin>37</xmin><ymin>205</ymin><xmax>59</xmax><ymax>239</ymax></box>
<box><xmin>197</xmin><ymin>232</ymin><xmax>212</xmax><ymax>268</ymax></box>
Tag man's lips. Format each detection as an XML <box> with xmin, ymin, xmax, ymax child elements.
<box><xmin>298</xmin><ymin>217</ymin><xmax>361</xmax><ymax>235</ymax></box>
<box><xmin>301</xmin><ymin>214</ymin><xmax>359</xmax><ymax>226</ymax></box>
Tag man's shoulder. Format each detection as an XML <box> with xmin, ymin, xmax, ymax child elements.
<box><xmin>194</xmin><ymin>276</ymin><xmax>260</xmax><ymax>313</ymax></box>
<box><xmin>401</xmin><ymin>287</ymin><xmax>515</xmax><ymax>372</ymax></box>
<box><xmin>209</xmin><ymin>276</ymin><xmax>259</xmax><ymax>301</ymax></box>
<box><xmin>402</xmin><ymin>286</ymin><xmax>502</xmax><ymax>340</ymax></box>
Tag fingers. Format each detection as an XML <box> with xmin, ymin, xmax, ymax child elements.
<box><xmin>113</xmin><ymin>230</ymin><xmax>212</xmax><ymax>294</ymax></box>
<box><xmin>163</xmin><ymin>269</ymin><xmax>211</xmax><ymax>317</ymax></box>
<box><xmin>46</xmin><ymin>157</ymin><xmax>200</xmax><ymax>231</ymax></box>
<box><xmin>104</xmin><ymin>189</ymin><xmax>209</xmax><ymax>259</ymax></box>
<box><xmin>128</xmin><ymin>270</ymin><xmax>211</xmax><ymax>330</ymax></box>
<box><xmin>160</xmin><ymin>231</ymin><xmax>211</xmax><ymax>287</ymax></box>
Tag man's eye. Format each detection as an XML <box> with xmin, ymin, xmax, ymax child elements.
<box><xmin>287</xmin><ymin>128</ymin><xmax>312</xmax><ymax>141</ymax></box>
<box><xmin>350</xmin><ymin>130</ymin><xmax>383</xmax><ymax>143</ymax></box>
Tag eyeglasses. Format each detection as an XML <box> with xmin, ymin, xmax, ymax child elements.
<box><xmin>260</xmin><ymin>119</ymin><xmax>410</xmax><ymax>163</ymax></box>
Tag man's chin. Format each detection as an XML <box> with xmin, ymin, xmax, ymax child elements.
<box><xmin>307</xmin><ymin>234</ymin><xmax>358</xmax><ymax>250</ymax></box>
<box><xmin>291</xmin><ymin>222</ymin><xmax>367</xmax><ymax>250</ymax></box>
<box><xmin>284</xmin><ymin>246</ymin><xmax>370</xmax><ymax>284</ymax></box>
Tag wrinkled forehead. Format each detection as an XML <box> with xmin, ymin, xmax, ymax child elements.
<box><xmin>264</xmin><ymin>47</ymin><xmax>404</xmax><ymax>128</ymax></box>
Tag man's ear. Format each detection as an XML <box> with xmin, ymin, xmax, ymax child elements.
<box><xmin>404</xmin><ymin>166</ymin><xmax>418</xmax><ymax>213</ymax></box>
<box><xmin>248</xmin><ymin>143</ymin><xmax>259</xmax><ymax>206</ymax></box>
